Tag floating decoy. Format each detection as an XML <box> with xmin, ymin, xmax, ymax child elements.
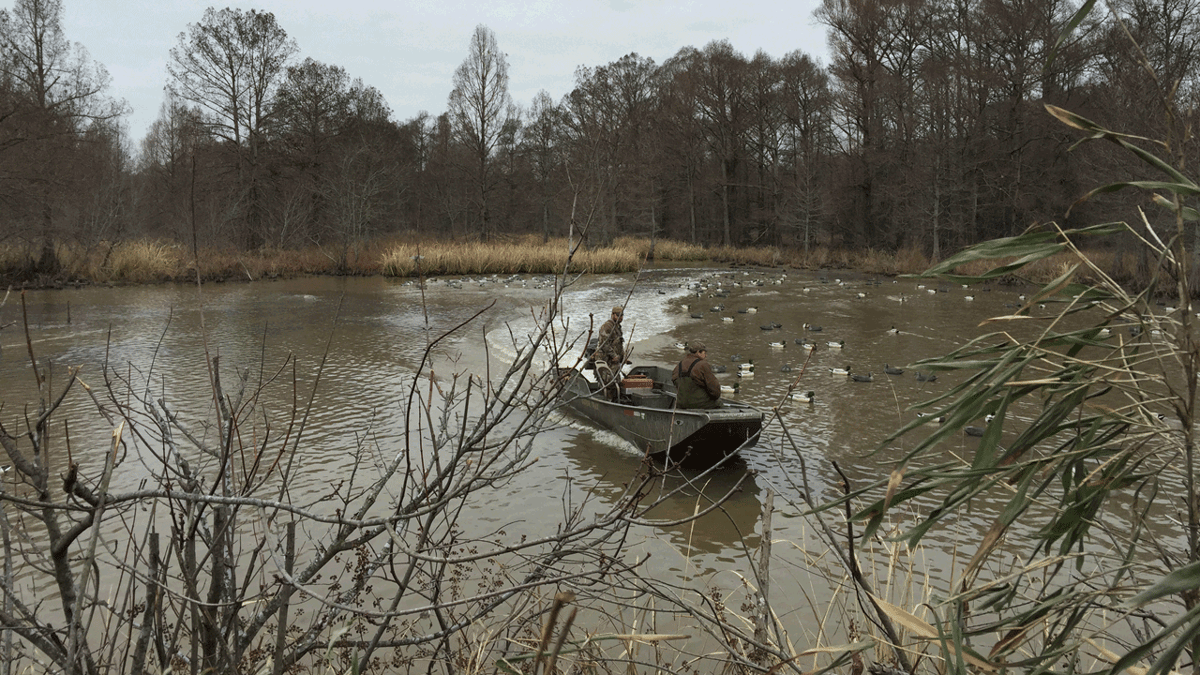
<box><xmin>723</xmin><ymin>316</ymin><xmax>735</xmax><ymax>322</ymax></box>
<box><xmin>790</xmin><ymin>390</ymin><xmax>815</xmax><ymax>404</ymax></box>
<box><xmin>730</xmin><ymin>354</ymin><xmax>744</xmax><ymax>362</ymax></box>
<box><xmin>746</xmin><ymin>307</ymin><xmax>758</xmax><ymax>314</ymax></box>
<box><xmin>827</xmin><ymin>340</ymin><xmax>845</xmax><ymax>349</ymax></box>
<box><xmin>916</xmin><ymin>371</ymin><xmax>938</xmax><ymax>382</ymax></box>
<box><xmin>830</xmin><ymin>365</ymin><xmax>851</xmax><ymax>376</ymax></box>
<box><xmin>851</xmin><ymin>372</ymin><xmax>874</xmax><ymax>382</ymax></box>
<box><xmin>965</xmin><ymin>295</ymin><xmax>975</xmax><ymax>301</ymax></box>
<box><xmin>801</xmin><ymin>341</ymin><xmax>816</xmax><ymax>351</ymax></box>
<box><xmin>690</xmin><ymin>313</ymin><xmax>703</xmax><ymax>319</ymax></box>
<box><xmin>771</xmin><ymin>322</ymin><xmax>783</xmax><ymax>329</ymax></box>
<box><xmin>712</xmin><ymin>365</ymin><xmax>728</xmax><ymax>373</ymax></box>
<box><xmin>780</xmin><ymin>364</ymin><xmax>793</xmax><ymax>372</ymax></box>
<box><xmin>985</xmin><ymin>413</ymin><xmax>995</xmax><ymax>424</ymax></box>
<box><xmin>673</xmin><ymin>341</ymin><xmax>687</xmax><ymax>350</ymax></box>
<box><xmin>883</xmin><ymin>364</ymin><xmax>904</xmax><ymax>375</ymax></box>
<box><xmin>720</xmin><ymin>382</ymin><xmax>739</xmax><ymax>394</ymax></box>
<box><xmin>760</xmin><ymin>324</ymin><xmax>775</xmax><ymax>330</ymax></box>
<box><xmin>737</xmin><ymin>308</ymin><xmax>748</xmax><ymax>314</ymax></box>
<box><xmin>768</xmin><ymin>341</ymin><xmax>785</xmax><ymax>349</ymax></box>
<box><xmin>794</xmin><ymin>338</ymin><xmax>809</xmax><ymax>345</ymax></box>
<box><xmin>710</xmin><ymin>304</ymin><xmax>724</xmax><ymax>312</ymax></box>
<box><xmin>916</xmin><ymin>412</ymin><xmax>946</xmax><ymax>424</ymax></box>
<box><xmin>736</xmin><ymin>369</ymin><xmax>755</xmax><ymax>379</ymax></box>
<box><xmin>803</xmin><ymin>323</ymin><xmax>823</xmax><ymax>332</ymax></box>
<box><xmin>887</xmin><ymin>326</ymin><xmax>900</xmax><ymax>335</ymax></box>
<box><xmin>964</xmin><ymin>426</ymin><xmax>985</xmax><ymax>437</ymax></box>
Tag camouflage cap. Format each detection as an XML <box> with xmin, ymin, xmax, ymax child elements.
<box><xmin>688</xmin><ymin>340</ymin><xmax>706</xmax><ymax>353</ymax></box>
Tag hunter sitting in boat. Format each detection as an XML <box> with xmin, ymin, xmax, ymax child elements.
<box><xmin>672</xmin><ymin>341</ymin><xmax>722</xmax><ymax>409</ymax></box>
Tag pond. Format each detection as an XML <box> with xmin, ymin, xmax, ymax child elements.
<box><xmin>0</xmin><ymin>267</ymin><xmax>1113</xmax><ymax>665</ymax></box>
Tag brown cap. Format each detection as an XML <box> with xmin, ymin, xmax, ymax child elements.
<box><xmin>611</xmin><ymin>306</ymin><xmax>624</xmax><ymax>316</ymax></box>
<box><xmin>688</xmin><ymin>340</ymin><xmax>706</xmax><ymax>353</ymax></box>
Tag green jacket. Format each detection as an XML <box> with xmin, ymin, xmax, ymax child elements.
<box><xmin>672</xmin><ymin>353</ymin><xmax>721</xmax><ymax>409</ymax></box>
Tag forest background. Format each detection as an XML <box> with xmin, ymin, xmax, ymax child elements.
<box><xmin>0</xmin><ymin>0</ymin><xmax>1193</xmax><ymax>284</ymax></box>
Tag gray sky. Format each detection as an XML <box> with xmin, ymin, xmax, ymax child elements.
<box><xmin>63</xmin><ymin>1</ymin><xmax>829</xmax><ymax>145</ymax></box>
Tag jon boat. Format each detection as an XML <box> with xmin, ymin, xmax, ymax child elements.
<box><xmin>556</xmin><ymin>364</ymin><xmax>764</xmax><ymax>466</ymax></box>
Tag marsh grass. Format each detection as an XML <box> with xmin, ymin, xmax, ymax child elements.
<box><xmin>612</xmin><ymin>236</ymin><xmax>709</xmax><ymax>261</ymax></box>
<box><xmin>0</xmin><ymin>234</ymin><xmax>1133</xmax><ymax>290</ymax></box>
<box><xmin>380</xmin><ymin>240</ymin><xmax>644</xmax><ymax>276</ymax></box>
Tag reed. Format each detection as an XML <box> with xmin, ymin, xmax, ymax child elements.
<box><xmin>104</xmin><ymin>240</ymin><xmax>181</xmax><ymax>282</ymax></box>
<box><xmin>611</xmin><ymin>236</ymin><xmax>709</xmax><ymax>261</ymax></box>
<box><xmin>380</xmin><ymin>240</ymin><xmax>645</xmax><ymax>276</ymax></box>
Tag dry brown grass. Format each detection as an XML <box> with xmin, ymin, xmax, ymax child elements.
<box><xmin>612</xmin><ymin>236</ymin><xmax>709</xmax><ymax>261</ymax></box>
<box><xmin>0</xmin><ymin>235</ymin><xmax>1137</xmax><ymax>292</ymax></box>
<box><xmin>104</xmin><ymin>241</ymin><xmax>183</xmax><ymax>282</ymax></box>
<box><xmin>380</xmin><ymin>240</ymin><xmax>644</xmax><ymax>276</ymax></box>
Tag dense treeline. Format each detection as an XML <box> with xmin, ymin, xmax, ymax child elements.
<box><xmin>0</xmin><ymin>0</ymin><xmax>1196</xmax><ymax>281</ymax></box>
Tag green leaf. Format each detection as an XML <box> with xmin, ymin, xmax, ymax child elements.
<box><xmin>1128</xmin><ymin>560</ymin><xmax>1200</xmax><ymax>607</ymax></box>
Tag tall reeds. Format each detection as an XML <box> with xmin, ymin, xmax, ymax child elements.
<box><xmin>380</xmin><ymin>240</ymin><xmax>644</xmax><ymax>276</ymax></box>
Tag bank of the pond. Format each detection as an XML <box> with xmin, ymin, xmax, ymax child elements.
<box><xmin>0</xmin><ymin>234</ymin><xmax>1126</xmax><ymax>289</ymax></box>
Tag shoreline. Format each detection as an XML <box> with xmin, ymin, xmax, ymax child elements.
<box><xmin>0</xmin><ymin>235</ymin><xmax>1122</xmax><ymax>291</ymax></box>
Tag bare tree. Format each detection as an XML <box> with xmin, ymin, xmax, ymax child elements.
<box><xmin>447</xmin><ymin>24</ymin><xmax>513</xmax><ymax>243</ymax></box>
<box><xmin>167</xmin><ymin>7</ymin><xmax>297</xmax><ymax>248</ymax></box>
<box><xmin>0</xmin><ymin>0</ymin><xmax>123</xmax><ymax>274</ymax></box>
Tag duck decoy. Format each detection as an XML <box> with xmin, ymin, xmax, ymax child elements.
<box><xmin>887</xmin><ymin>326</ymin><xmax>900</xmax><ymax>335</ymax></box>
<box><xmin>760</xmin><ymin>324</ymin><xmax>775</xmax><ymax>330</ymax></box>
<box><xmin>780</xmin><ymin>364</ymin><xmax>793</xmax><ymax>372</ymax></box>
<box><xmin>916</xmin><ymin>371</ymin><xmax>938</xmax><ymax>382</ymax></box>
<box><xmin>827</xmin><ymin>340</ymin><xmax>845</xmax><ymax>349</ymax></box>
<box><xmin>720</xmin><ymin>382</ymin><xmax>739</xmax><ymax>394</ymax></box>
<box><xmin>803</xmin><ymin>323</ymin><xmax>823</xmax><ymax>332</ymax></box>
<box><xmin>964</xmin><ymin>295</ymin><xmax>975</xmax><ymax>301</ymax></box>
<box><xmin>964</xmin><ymin>426</ymin><xmax>985</xmax><ymax>437</ymax></box>
<box><xmin>737</xmin><ymin>308</ymin><xmax>749</xmax><ymax>314</ymax></box>
<box><xmin>768</xmin><ymin>341</ymin><xmax>785</xmax><ymax>349</ymax></box>
<box><xmin>723</xmin><ymin>316</ymin><xmax>735</xmax><ymax>322</ymax></box>
<box><xmin>916</xmin><ymin>412</ymin><xmax>946</xmax><ymax>424</ymax></box>
<box><xmin>710</xmin><ymin>304</ymin><xmax>724</xmax><ymax>312</ymax></box>
<box><xmin>712</xmin><ymin>365</ymin><xmax>728</xmax><ymax>373</ymax></box>
<box><xmin>730</xmin><ymin>354</ymin><xmax>744</xmax><ymax>362</ymax></box>
<box><xmin>883</xmin><ymin>364</ymin><xmax>904</xmax><ymax>376</ymax></box>
<box><xmin>746</xmin><ymin>307</ymin><xmax>758</xmax><ymax>313</ymax></box>
<box><xmin>790</xmin><ymin>390</ymin><xmax>815</xmax><ymax>404</ymax></box>
<box><xmin>673</xmin><ymin>341</ymin><xmax>687</xmax><ymax>350</ymax></box>
<box><xmin>851</xmin><ymin>372</ymin><xmax>874</xmax><ymax>383</ymax></box>
<box><xmin>737</xmin><ymin>369</ymin><xmax>754</xmax><ymax>378</ymax></box>
<box><xmin>830</xmin><ymin>365</ymin><xmax>851</xmax><ymax>376</ymax></box>
<box><xmin>795</xmin><ymin>338</ymin><xmax>809</xmax><ymax>345</ymax></box>
<box><xmin>690</xmin><ymin>313</ymin><xmax>703</xmax><ymax>319</ymax></box>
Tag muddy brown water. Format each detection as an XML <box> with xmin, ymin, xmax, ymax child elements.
<box><xmin>0</xmin><ymin>269</ymin><xmax>1091</xmax><ymax>638</ymax></box>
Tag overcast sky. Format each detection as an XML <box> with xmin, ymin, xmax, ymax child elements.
<box><xmin>62</xmin><ymin>1</ymin><xmax>829</xmax><ymax>146</ymax></box>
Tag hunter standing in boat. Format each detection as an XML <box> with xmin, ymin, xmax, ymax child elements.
<box><xmin>672</xmin><ymin>341</ymin><xmax>722</xmax><ymax>409</ymax></box>
<box><xmin>594</xmin><ymin>305</ymin><xmax>628</xmax><ymax>400</ymax></box>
